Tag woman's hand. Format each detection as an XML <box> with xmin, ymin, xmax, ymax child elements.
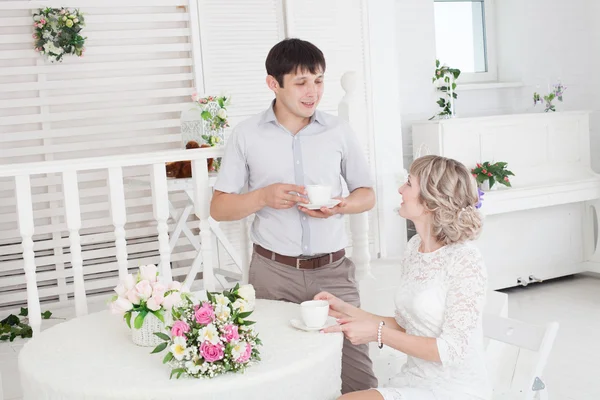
<box><xmin>313</xmin><ymin>291</ymin><xmax>351</xmax><ymax>319</ymax></box>
<box><xmin>322</xmin><ymin>317</ymin><xmax>379</xmax><ymax>345</ymax></box>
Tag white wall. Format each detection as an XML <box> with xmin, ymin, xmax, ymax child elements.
<box><xmin>395</xmin><ymin>0</ymin><xmax>598</xmax><ymax>171</ymax></box>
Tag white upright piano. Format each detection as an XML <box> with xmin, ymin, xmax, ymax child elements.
<box><xmin>412</xmin><ymin>111</ymin><xmax>600</xmax><ymax>289</ymax></box>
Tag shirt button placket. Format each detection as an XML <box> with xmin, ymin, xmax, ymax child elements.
<box><xmin>293</xmin><ymin>134</ymin><xmax>310</xmax><ymax>255</ymax></box>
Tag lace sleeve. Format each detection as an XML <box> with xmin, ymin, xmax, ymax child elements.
<box><xmin>436</xmin><ymin>246</ymin><xmax>487</xmax><ymax>367</ymax></box>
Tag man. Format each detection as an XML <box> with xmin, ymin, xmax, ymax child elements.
<box><xmin>210</xmin><ymin>38</ymin><xmax>377</xmax><ymax>393</ymax></box>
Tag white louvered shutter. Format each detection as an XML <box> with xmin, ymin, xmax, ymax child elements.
<box><xmin>0</xmin><ymin>1</ymin><xmax>200</xmax><ymax>311</ymax></box>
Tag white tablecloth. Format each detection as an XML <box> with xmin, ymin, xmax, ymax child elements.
<box><xmin>18</xmin><ymin>299</ymin><xmax>343</xmax><ymax>400</ymax></box>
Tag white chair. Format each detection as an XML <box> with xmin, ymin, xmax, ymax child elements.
<box><xmin>484</xmin><ymin>314</ymin><xmax>559</xmax><ymax>400</ymax></box>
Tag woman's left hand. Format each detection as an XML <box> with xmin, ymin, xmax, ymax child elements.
<box><xmin>322</xmin><ymin>317</ymin><xmax>379</xmax><ymax>345</ymax></box>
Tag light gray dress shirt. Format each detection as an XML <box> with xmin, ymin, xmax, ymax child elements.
<box><xmin>213</xmin><ymin>102</ymin><xmax>373</xmax><ymax>256</ymax></box>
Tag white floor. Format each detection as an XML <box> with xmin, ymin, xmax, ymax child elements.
<box><xmin>2</xmin><ymin>259</ymin><xmax>599</xmax><ymax>399</ymax></box>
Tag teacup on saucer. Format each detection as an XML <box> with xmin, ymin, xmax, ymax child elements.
<box><xmin>306</xmin><ymin>185</ymin><xmax>332</xmax><ymax>205</ymax></box>
<box><xmin>300</xmin><ymin>300</ymin><xmax>329</xmax><ymax>328</ymax></box>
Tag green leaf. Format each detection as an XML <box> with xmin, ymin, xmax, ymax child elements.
<box><xmin>134</xmin><ymin>310</ymin><xmax>147</xmax><ymax>329</ymax></box>
<box><xmin>243</xmin><ymin>320</ymin><xmax>256</xmax><ymax>326</ymax></box>
<box><xmin>0</xmin><ymin>335</ymin><xmax>9</xmax><ymax>341</ymax></box>
<box><xmin>19</xmin><ymin>307</ymin><xmax>28</xmax><ymax>317</ymax></box>
<box><xmin>201</xmin><ymin>111</ymin><xmax>212</xmax><ymax>120</ymax></box>
<box><xmin>218</xmin><ymin>98</ymin><xmax>224</xmax><ymax>108</ymax></box>
<box><xmin>124</xmin><ymin>312</ymin><xmax>132</xmax><ymax>329</ymax></box>
<box><xmin>170</xmin><ymin>368</ymin><xmax>186</xmax><ymax>379</ymax></box>
<box><xmin>154</xmin><ymin>332</ymin><xmax>171</xmax><ymax>341</ymax></box>
<box><xmin>0</xmin><ymin>314</ymin><xmax>19</xmax><ymax>326</ymax></box>
<box><xmin>163</xmin><ymin>351</ymin><xmax>174</xmax><ymax>364</ymax></box>
<box><xmin>41</xmin><ymin>310</ymin><xmax>52</xmax><ymax>319</ymax></box>
<box><xmin>237</xmin><ymin>311</ymin><xmax>253</xmax><ymax>319</ymax></box>
<box><xmin>151</xmin><ymin>342</ymin><xmax>168</xmax><ymax>354</ymax></box>
<box><xmin>152</xmin><ymin>310</ymin><xmax>165</xmax><ymax>324</ymax></box>
<box><xmin>206</xmin><ymin>291</ymin><xmax>214</xmax><ymax>303</ymax></box>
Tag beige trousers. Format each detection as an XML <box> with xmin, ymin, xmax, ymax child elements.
<box><xmin>249</xmin><ymin>251</ymin><xmax>378</xmax><ymax>394</ymax></box>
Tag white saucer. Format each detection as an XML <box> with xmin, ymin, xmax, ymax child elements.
<box><xmin>290</xmin><ymin>317</ymin><xmax>337</xmax><ymax>332</ymax></box>
<box><xmin>302</xmin><ymin>199</ymin><xmax>341</xmax><ymax>210</ymax></box>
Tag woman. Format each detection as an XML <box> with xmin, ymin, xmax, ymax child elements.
<box><xmin>318</xmin><ymin>155</ymin><xmax>491</xmax><ymax>400</ymax></box>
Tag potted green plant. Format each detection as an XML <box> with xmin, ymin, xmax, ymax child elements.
<box><xmin>471</xmin><ymin>162</ymin><xmax>514</xmax><ymax>191</ymax></box>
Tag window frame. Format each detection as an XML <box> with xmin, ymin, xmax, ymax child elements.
<box><xmin>433</xmin><ymin>0</ymin><xmax>497</xmax><ymax>84</ymax></box>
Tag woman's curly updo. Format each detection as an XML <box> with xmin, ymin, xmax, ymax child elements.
<box><xmin>409</xmin><ymin>155</ymin><xmax>483</xmax><ymax>245</ymax></box>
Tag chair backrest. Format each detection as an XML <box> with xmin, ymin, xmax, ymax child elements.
<box><xmin>484</xmin><ymin>314</ymin><xmax>559</xmax><ymax>400</ymax></box>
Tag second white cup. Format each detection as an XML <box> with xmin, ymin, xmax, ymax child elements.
<box><xmin>300</xmin><ymin>300</ymin><xmax>329</xmax><ymax>328</ymax></box>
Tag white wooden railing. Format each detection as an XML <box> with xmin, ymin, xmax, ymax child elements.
<box><xmin>0</xmin><ymin>147</ymin><xmax>223</xmax><ymax>336</ymax></box>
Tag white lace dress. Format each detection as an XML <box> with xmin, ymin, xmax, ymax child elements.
<box><xmin>376</xmin><ymin>236</ymin><xmax>491</xmax><ymax>400</ymax></box>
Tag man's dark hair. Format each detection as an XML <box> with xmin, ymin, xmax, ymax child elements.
<box><xmin>265</xmin><ymin>38</ymin><xmax>326</xmax><ymax>87</ymax></box>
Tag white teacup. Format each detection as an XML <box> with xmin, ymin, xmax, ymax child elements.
<box><xmin>300</xmin><ymin>300</ymin><xmax>329</xmax><ymax>328</ymax></box>
<box><xmin>305</xmin><ymin>185</ymin><xmax>332</xmax><ymax>205</ymax></box>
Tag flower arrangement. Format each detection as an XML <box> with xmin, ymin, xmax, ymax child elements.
<box><xmin>32</xmin><ymin>8</ymin><xmax>86</xmax><ymax>63</ymax></box>
<box><xmin>430</xmin><ymin>59</ymin><xmax>461</xmax><ymax>119</ymax></box>
<box><xmin>471</xmin><ymin>162</ymin><xmax>514</xmax><ymax>190</ymax></box>
<box><xmin>151</xmin><ymin>283</ymin><xmax>262</xmax><ymax>379</ymax></box>
<box><xmin>109</xmin><ymin>265</ymin><xmax>185</xmax><ymax>330</ymax></box>
<box><xmin>192</xmin><ymin>93</ymin><xmax>231</xmax><ymax>138</ymax></box>
<box><xmin>533</xmin><ymin>83</ymin><xmax>566</xmax><ymax>112</ymax></box>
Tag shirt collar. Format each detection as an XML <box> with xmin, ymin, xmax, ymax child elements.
<box><xmin>259</xmin><ymin>99</ymin><xmax>326</xmax><ymax>127</ymax></box>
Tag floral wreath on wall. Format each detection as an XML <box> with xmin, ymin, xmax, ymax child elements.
<box><xmin>33</xmin><ymin>8</ymin><xmax>86</xmax><ymax>63</ymax></box>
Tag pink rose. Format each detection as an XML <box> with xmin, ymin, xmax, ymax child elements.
<box><xmin>200</xmin><ymin>341</ymin><xmax>224</xmax><ymax>363</ymax></box>
<box><xmin>194</xmin><ymin>302</ymin><xmax>215</xmax><ymax>325</ymax></box>
<box><xmin>171</xmin><ymin>320</ymin><xmax>190</xmax><ymax>337</ymax></box>
<box><xmin>222</xmin><ymin>324</ymin><xmax>239</xmax><ymax>343</ymax></box>
<box><xmin>236</xmin><ymin>342</ymin><xmax>252</xmax><ymax>364</ymax></box>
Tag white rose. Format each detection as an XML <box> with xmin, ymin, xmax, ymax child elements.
<box><xmin>162</xmin><ymin>292</ymin><xmax>183</xmax><ymax>310</ymax></box>
<box><xmin>237</xmin><ymin>285</ymin><xmax>255</xmax><ymax>304</ymax></box>
<box><xmin>134</xmin><ymin>280</ymin><xmax>152</xmax><ymax>301</ymax></box>
<box><xmin>217</xmin><ymin>109</ymin><xmax>227</xmax><ymax>119</ymax></box>
<box><xmin>110</xmin><ymin>297</ymin><xmax>133</xmax><ymax>315</ymax></box>
<box><xmin>139</xmin><ymin>264</ymin><xmax>158</xmax><ymax>283</ymax></box>
<box><xmin>122</xmin><ymin>274</ymin><xmax>135</xmax><ymax>290</ymax></box>
<box><xmin>126</xmin><ymin>288</ymin><xmax>141</xmax><ymax>305</ymax></box>
<box><xmin>114</xmin><ymin>283</ymin><xmax>127</xmax><ymax>297</ymax></box>
<box><xmin>146</xmin><ymin>294</ymin><xmax>164</xmax><ymax>311</ymax></box>
<box><xmin>151</xmin><ymin>281</ymin><xmax>167</xmax><ymax>297</ymax></box>
<box><xmin>168</xmin><ymin>280</ymin><xmax>182</xmax><ymax>291</ymax></box>
<box><xmin>73</xmin><ymin>18</ymin><xmax>79</xmax><ymax>23</ymax></box>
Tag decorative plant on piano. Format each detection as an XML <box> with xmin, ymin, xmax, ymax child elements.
<box><xmin>471</xmin><ymin>161</ymin><xmax>514</xmax><ymax>190</ymax></box>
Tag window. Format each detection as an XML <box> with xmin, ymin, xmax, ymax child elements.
<box><xmin>433</xmin><ymin>0</ymin><xmax>496</xmax><ymax>83</ymax></box>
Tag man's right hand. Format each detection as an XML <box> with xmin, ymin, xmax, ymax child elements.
<box><xmin>260</xmin><ymin>184</ymin><xmax>308</xmax><ymax>209</ymax></box>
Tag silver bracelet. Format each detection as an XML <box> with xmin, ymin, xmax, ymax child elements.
<box><xmin>377</xmin><ymin>321</ymin><xmax>385</xmax><ymax>349</ymax></box>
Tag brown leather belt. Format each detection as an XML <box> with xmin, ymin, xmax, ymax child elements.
<box><xmin>254</xmin><ymin>244</ymin><xmax>345</xmax><ymax>270</ymax></box>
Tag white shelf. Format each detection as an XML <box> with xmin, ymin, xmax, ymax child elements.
<box><xmin>460</xmin><ymin>82</ymin><xmax>524</xmax><ymax>91</ymax></box>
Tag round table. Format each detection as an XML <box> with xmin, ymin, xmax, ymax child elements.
<box><xmin>18</xmin><ymin>299</ymin><xmax>344</xmax><ymax>400</ymax></box>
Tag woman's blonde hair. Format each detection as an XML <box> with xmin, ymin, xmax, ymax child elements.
<box><xmin>409</xmin><ymin>155</ymin><xmax>483</xmax><ymax>245</ymax></box>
